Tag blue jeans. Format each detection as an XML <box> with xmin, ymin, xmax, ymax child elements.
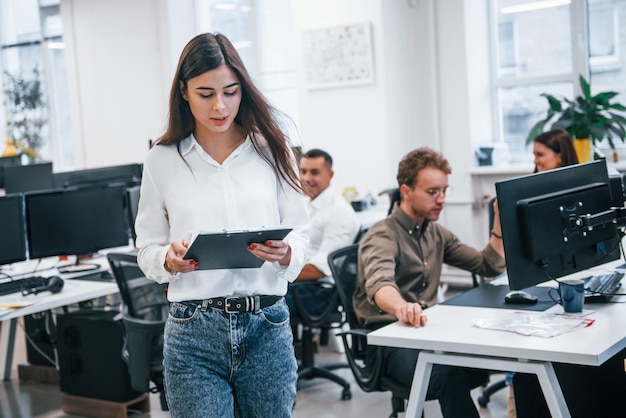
<box><xmin>163</xmin><ymin>299</ymin><xmax>297</xmax><ymax>418</ymax></box>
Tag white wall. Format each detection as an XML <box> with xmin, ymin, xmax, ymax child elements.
<box><xmin>291</xmin><ymin>0</ymin><xmax>440</xmax><ymax>199</ymax></box>
<box><xmin>61</xmin><ymin>0</ymin><xmax>177</xmax><ymax>169</ymax></box>
<box><xmin>292</xmin><ymin>0</ymin><xmax>391</xmax><ymax>198</ymax></box>
<box><xmin>433</xmin><ymin>0</ymin><xmax>493</xmax><ymax>247</ymax></box>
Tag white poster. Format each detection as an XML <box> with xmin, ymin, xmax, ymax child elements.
<box><xmin>303</xmin><ymin>22</ymin><xmax>375</xmax><ymax>90</ymax></box>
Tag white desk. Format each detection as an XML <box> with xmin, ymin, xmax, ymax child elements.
<box><xmin>0</xmin><ymin>263</ymin><xmax>119</xmax><ymax>380</ymax></box>
<box><xmin>367</xmin><ymin>289</ymin><xmax>626</xmax><ymax>418</ymax></box>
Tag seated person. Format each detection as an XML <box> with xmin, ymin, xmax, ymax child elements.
<box><xmin>353</xmin><ymin>147</ymin><xmax>506</xmax><ymax>418</ymax></box>
<box><xmin>532</xmin><ymin>128</ymin><xmax>579</xmax><ymax>173</ymax></box>
<box><xmin>285</xmin><ymin>148</ymin><xmax>360</xmax><ymax>316</ymax></box>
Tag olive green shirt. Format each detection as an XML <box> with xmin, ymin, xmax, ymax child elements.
<box><xmin>353</xmin><ymin>205</ymin><xmax>505</xmax><ymax>327</ymax></box>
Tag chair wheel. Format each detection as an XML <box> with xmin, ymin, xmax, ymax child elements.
<box><xmin>341</xmin><ymin>388</ymin><xmax>352</xmax><ymax>400</ymax></box>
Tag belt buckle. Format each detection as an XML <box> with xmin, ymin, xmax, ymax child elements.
<box><xmin>224</xmin><ymin>297</ymin><xmax>241</xmax><ymax>313</ymax></box>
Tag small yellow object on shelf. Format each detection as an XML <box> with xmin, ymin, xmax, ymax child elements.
<box><xmin>14</xmin><ymin>139</ymin><xmax>43</xmax><ymax>161</ymax></box>
<box><xmin>2</xmin><ymin>138</ymin><xmax>44</xmax><ymax>161</ymax></box>
<box><xmin>2</xmin><ymin>138</ymin><xmax>19</xmax><ymax>157</ymax></box>
<box><xmin>343</xmin><ymin>186</ymin><xmax>358</xmax><ymax>203</ymax></box>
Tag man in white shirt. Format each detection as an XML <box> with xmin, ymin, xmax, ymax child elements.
<box><xmin>286</xmin><ymin>149</ymin><xmax>361</xmax><ymax>316</ymax></box>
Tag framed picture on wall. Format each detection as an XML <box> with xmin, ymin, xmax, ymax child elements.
<box><xmin>303</xmin><ymin>22</ymin><xmax>375</xmax><ymax>90</ymax></box>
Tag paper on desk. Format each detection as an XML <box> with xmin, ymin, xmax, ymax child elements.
<box><xmin>0</xmin><ymin>299</ymin><xmax>37</xmax><ymax>317</ymax></box>
<box><xmin>473</xmin><ymin>312</ymin><xmax>595</xmax><ymax>338</ymax></box>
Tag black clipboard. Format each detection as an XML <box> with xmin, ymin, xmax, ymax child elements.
<box><xmin>182</xmin><ymin>228</ymin><xmax>293</xmax><ymax>270</ymax></box>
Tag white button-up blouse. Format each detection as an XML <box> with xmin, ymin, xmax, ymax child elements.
<box><xmin>135</xmin><ymin>134</ymin><xmax>309</xmax><ymax>302</ymax></box>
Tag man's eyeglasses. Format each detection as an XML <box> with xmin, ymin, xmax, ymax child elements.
<box><xmin>422</xmin><ymin>186</ymin><xmax>453</xmax><ymax>199</ymax></box>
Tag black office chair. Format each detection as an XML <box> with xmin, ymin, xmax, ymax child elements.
<box><xmin>328</xmin><ymin>244</ymin><xmax>412</xmax><ymax>418</ymax></box>
<box><xmin>378</xmin><ymin>188</ymin><xmax>401</xmax><ymax>216</ymax></box>
<box><xmin>471</xmin><ymin>196</ymin><xmax>497</xmax><ymax>287</ymax></box>
<box><xmin>106</xmin><ymin>251</ymin><xmax>169</xmax><ymax>411</ymax></box>
<box><xmin>289</xmin><ymin>279</ymin><xmax>352</xmax><ymax>400</ymax></box>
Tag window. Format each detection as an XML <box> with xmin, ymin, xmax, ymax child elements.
<box><xmin>489</xmin><ymin>0</ymin><xmax>626</xmax><ymax>162</ymax></box>
<box><xmin>497</xmin><ymin>20</ymin><xmax>518</xmax><ymax>75</ymax></box>
<box><xmin>0</xmin><ymin>0</ymin><xmax>72</xmax><ymax>168</ymax></box>
<box><xmin>589</xmin><ymin>0</ymin><xmax>620</xmax><ymax>71</ymax></box>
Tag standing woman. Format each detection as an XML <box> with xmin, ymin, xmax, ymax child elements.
<box><xmin>532</xmin><ymin>128</ymin><xmax>579</xmax><ymax>173</ymax></box>
<box><xmin>134</xmin><ymin>33</ymin><xmax>309</xmax><ymax>417</ymax></box>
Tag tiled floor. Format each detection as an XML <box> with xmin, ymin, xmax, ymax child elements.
<box><xmin>1</xmin><ymin>350</ymin><xmax>509</xmax><ymax>418</ymax></box>
<box><xmin>1</xmin><ymin>286</ymin><xmax>510</xmax><ymax>418</ymax></box>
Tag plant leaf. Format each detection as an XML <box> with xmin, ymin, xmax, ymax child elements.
<box><xmin>580</xmin><ymin>75</ymin><xmax>591</xmax><ymax>101</ymax></box>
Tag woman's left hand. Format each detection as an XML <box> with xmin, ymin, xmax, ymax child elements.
<box><xmin>248</xmin><ymin>239</ymin><xmax>291</xmax><ymax>266</ymax></box>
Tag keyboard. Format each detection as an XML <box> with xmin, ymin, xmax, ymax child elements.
<box><xmin>0</xmin><ymin>276</ymin><xmax>49</xmax><ymax>296</ymax></box>
<box><xmin>66</xmin><ymin>270</ymin><xmax>114</xmax><ymax>282</ymax></box>
<box><xmin>583</xmin><ymin>272</ymin><xmax>624</xmax><ymax>303</ymax></box>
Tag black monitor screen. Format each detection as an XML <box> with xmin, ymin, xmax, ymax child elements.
<box><xmin>4</xmin><ymin>162</ymin><xmax>54</xmax><ymax>194</ymax></box>
<box><xmin>126</xmin><ymin>185</ymin><xmax>140</xmax><ymax>243</ymax></box>
<box><xmin>25</xmin><ymin>186</ymin><xmax>129</xmax><ymax>259</ymax></box>
<box><xmin>0</xmin><ymin>155</ymin><xmax>22</xmax><ymax>189</ymax></box>
<box><xmin>496</xmin><ymin>160</ymin><xmax>621</xmax><ymax>291</ymax></box>
<box><xmin>0</xmin><ymin>194</ymin><xmax>27</xmax><ymax>265</ymax></box>
<box><xmin>53</xmin><ymin>163</ymin><xmax>142</xmax><ymax>189</ymax></box>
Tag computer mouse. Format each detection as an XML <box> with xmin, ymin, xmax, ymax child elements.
<box><xmin>504</xmin><ymin>290</ymin><xmax>538</xmax><ymax>305</ymax></box>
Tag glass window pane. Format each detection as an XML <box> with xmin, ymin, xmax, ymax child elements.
<box><xmin>45</xmin><ymin>42</ymin><xmax>73</xmax><ymax>167</ymax></box>
<box><xmin>589</xmin><ymin>1</ymin><xmax>615</xmax><ymax>59</ymax></box>
<box><xmin>2</xmin><ymin>44</ymin><xmax>47</xmax><ymax>159</ymax></box>
<box><xmin>498</xmin><ymin>81</ymin><xmax>574</xmax><ymax>159</ymax></box>
<box><xmin>589</xmin><ymin>0</ymin><xmax>626</xmax><ymax>149</ymax></box>
<box><xmin>42</xmin><ymin>9</ymin><xmax>62</xmax><ymax>39</ymax></box>
<box><xmin>2</xmin><ymin>44</ymin><xmax>42</xmax><ymax>80</ymax></box>
<box><xmin>495</xmin><ymin>0</ymin><xmax>573</xmax><ymax>78</ymax></box>
<box><xmin>0</xmin><ymin>0</ymin><xmax>41</xmax><ymax>45</ymax></box>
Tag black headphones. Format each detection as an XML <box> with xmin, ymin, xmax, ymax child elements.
<box><xmin>22</xmin><ymin>276</ymin><xmax>65</xmax><ymax>296</ymax></box>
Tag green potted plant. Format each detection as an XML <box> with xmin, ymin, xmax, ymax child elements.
<box><xmin>3</xmin><ymin>67</ymin><xmax>47</xmax><ymax>162</ymax></box>
<box><xmin>526</xmin><ymin>74</ymin><xmax>626</xmax><ymax>162</ymax></box>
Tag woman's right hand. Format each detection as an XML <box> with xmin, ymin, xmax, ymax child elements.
<box><xmin>164</xmin><ymin>238</ymin><xmax>199</xmax><ymax>274</ymax></box>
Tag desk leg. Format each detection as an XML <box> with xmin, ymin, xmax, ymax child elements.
<box><xmin>1</xmin><ymin>318</ymin><xmax>17</xmax><ymax>381</ymax></box>
<box><xmin>535</xmin><ymin>362</ymin><xmax>569</xmax><ymax>418</ymax></box>
<box><xmin>405</xmin><ymin>353</ymin><xmax>433</xmax><ymax>418</ymax></box>
<box><xmin>402</xmin><ymin>351</ymin><xmax>571</xmax><ymax>418</ymax></box>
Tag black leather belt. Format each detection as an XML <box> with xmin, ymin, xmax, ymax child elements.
<box><xmin>190</xmin><ymin>295</ymin><xmax>282</xmax><ymax>313</ymax></box>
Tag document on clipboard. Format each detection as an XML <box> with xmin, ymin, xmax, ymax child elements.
<box><xmin>182</xmin><ymin>228</ymin><xmax>293</xmax><ymax>270</ymax></box>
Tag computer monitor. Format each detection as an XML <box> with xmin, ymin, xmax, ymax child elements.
<box><xmin>125</xmin><ymin>185</ymin><xmax>140</xmax><ymax>244</ymax></box>
<box><xmin>0</xmin><ymin>155</ymin><xmax>22</xmax><ymax>189</ymax></box>
<box><xmin>53</xmin><ymin>163</ymin><xmax>143</xmax><ymax>189</ymax></box>
<box><xmin>25</xmin><ymin>185</ymin><xmax>130</xmax><ymax>260</ymax></box>
<box><xmin>0</xmin><ymin>194</ymin><xmax>27</xmax><ymax>266</ymax></box>
<box><xmin>496</xmin><ymin>160</ymin><xmax>622</xmax><ymax>291</ymax></box>
<box><xmin>3</xmin><ymin>162</ymin><xmax>54</xmax><ymax>194</ymax></box>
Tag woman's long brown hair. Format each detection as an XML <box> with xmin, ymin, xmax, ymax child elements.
<box><xmin>157</xmin><ymin>33</ymin><xmax>302</xmax><ymax>192</ymax></box>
